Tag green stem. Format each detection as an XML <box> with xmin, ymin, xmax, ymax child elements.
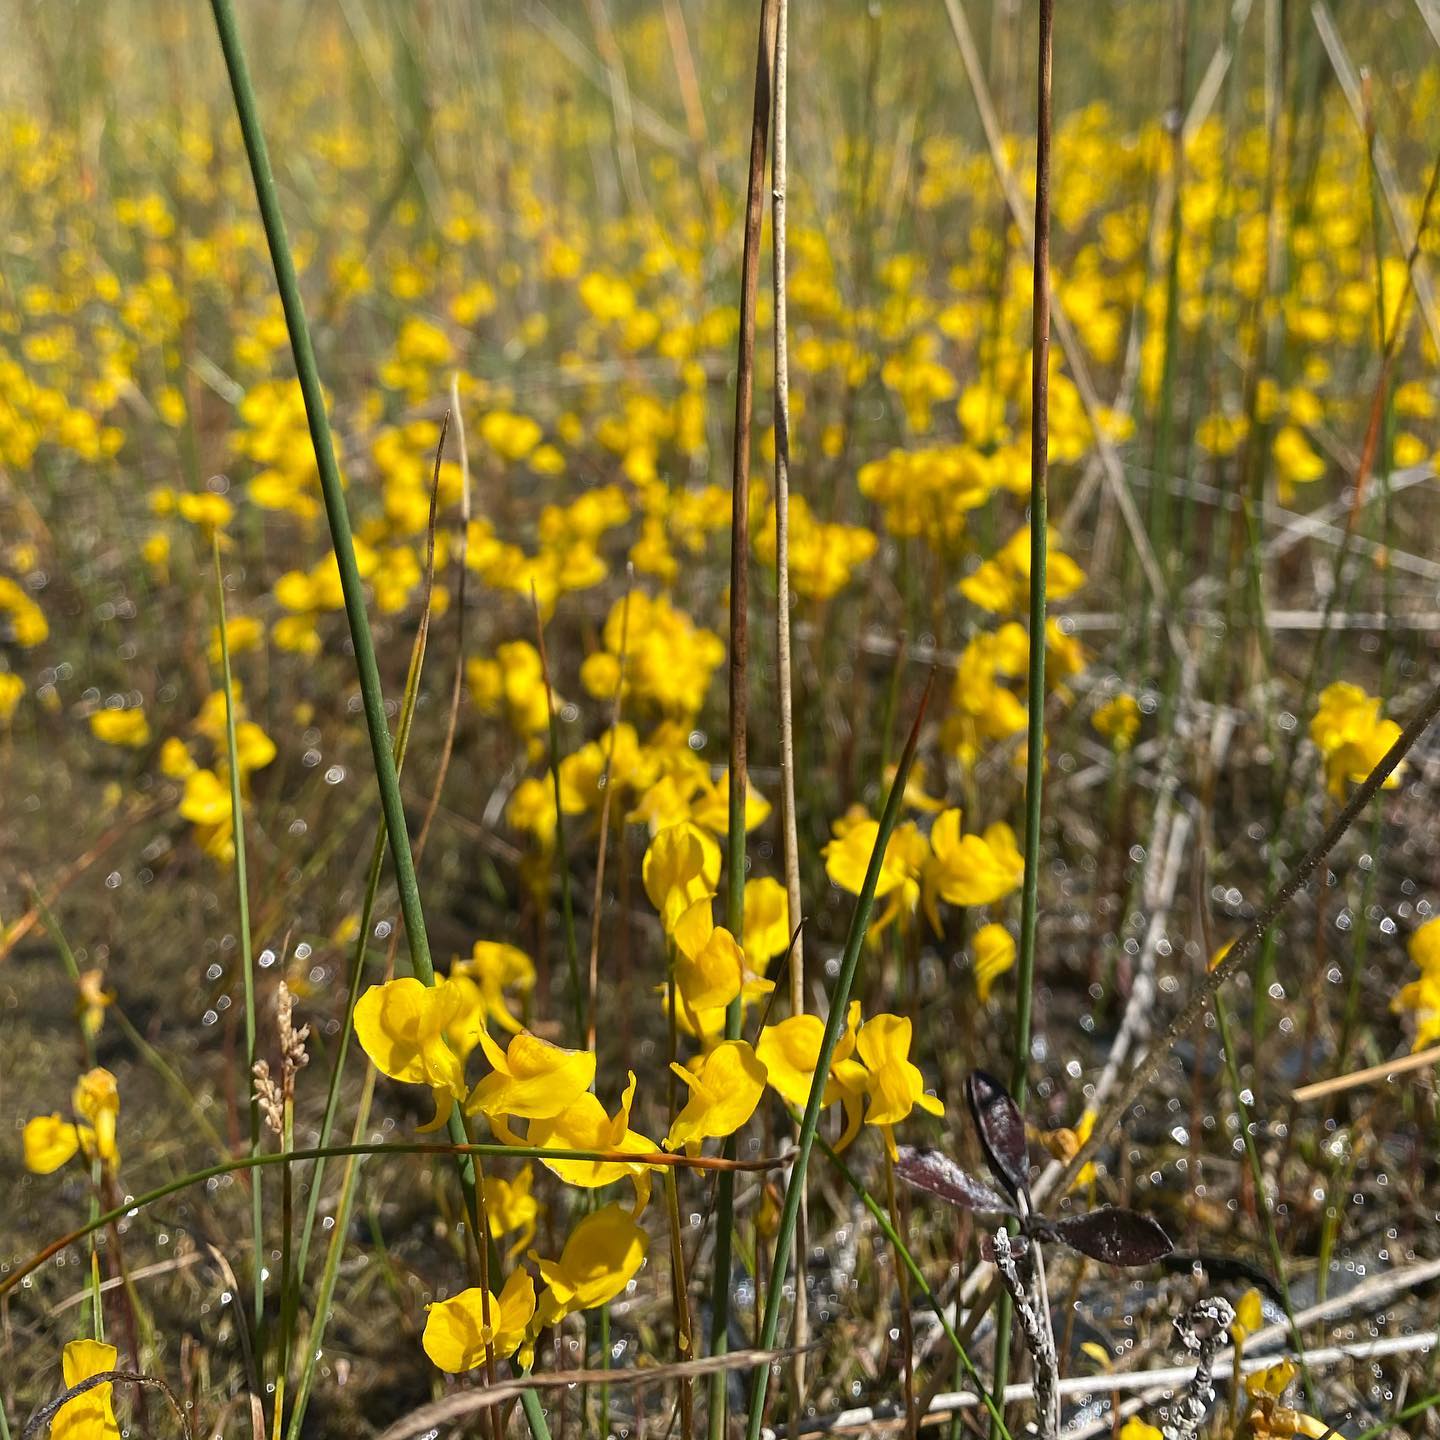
<box><xmin>742</xmin><ymin>676</ymin><xmax>934</xmax><ymax>1440</ymax></box>
<box><xmin>7</xmin><ymin>1140</ymin><xmax>769</xmax><ymax>1299</ymax></box>
<box><xmin>996</xmin><ymin>1</ymin><xmax>1053</xmax><ymax>1429</ymax></box>
<box><xmin>816</xmin><ymin>1134</ymin><xmax>1011</xmax><ymax>1439</ymax></box>
<box><xmin>212</xmin><ymin>538</ymin><xmax>262</xmax><ymax>1332</ymax></box>
<box><xmin>204</xmin><ymin>8</ymin><xmax>544</xmax><ymax>1431</ymax></box>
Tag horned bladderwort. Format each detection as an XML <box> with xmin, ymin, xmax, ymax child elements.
<box><xmin>899</xmin><ymin>1071</ymin><xmax>1174</xmax><ymax>1439</ymax></box>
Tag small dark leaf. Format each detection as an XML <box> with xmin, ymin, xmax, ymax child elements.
<box><xmin>1046</xmin><ymin>1207</ymin><xmax>1174</xmax><ymax>1267</ymax></box>
<box><xmin>895</xmin><ymin>1147</ymin><xmax>1020</xmax><ymax>1215</ymax></box>
<box><xmin>980</xmin><ymin>1229</ymin><xmax>1029</xmax><ymax>1265</ymax></box>
<box><xmin>966</xmin><ymin>1070</ymin><xmax>1030</xmax><ymax>1200</ymax></box>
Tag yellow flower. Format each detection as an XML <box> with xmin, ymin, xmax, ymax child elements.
<box><xmin>1243</xmin><ymin>1359</ymin><xmax>1332</xmax><ymax>1438</ymax></box>
<box><xmin>484</xmin><ymin>1165</ymin><xmax>541</xmax><ymax>1260</ymax></box>
<box><xmin>534</xmin><ymin>1203</ymin><xmax>648</xmax><ymax>1329</ymax></box>
<box><xmin>666</xmin><ymin>1040</ymin><xmax>768</xmax><ymax>1155</ymax></box>
<box><xmin>451</xmin><ymin>941</ymin><xmax>536</xmax><ymax>1033</ymax></box>
<box><xmin>742</xmin><ymin>877</ymin><xmax>792</xmax><ymax>973</ymax></box>
<box><xmin>1117</xmin><ymin>1421</ymin><xmax>1162</xmax><ymax>1440</ymax></box>
<box><xmin>856</xmin><ymin>1014</ymin><xmax>943</xmax><ymax>1158</ymax></box>
<box><xmin>670</xmin><ymin>898</ymin><xmax>772</xmax><ymax>1018</ymax></box>
<box><xmin>1310</xmin><ymin>682</ymin><xmax>1403</xmax><ymax>800</ymax></box>
<box><xmin>0</xmin><ymin>672</ymin><xmax>23</xmax><ymax>722</ymax></box>
<box><xmin>423</xmin><ymin>1267</ymin><xmax>536</xmax><ymax>1372</ymax></box>
<box><xmin>972</xmin><ymin>923</ymin><xmax>1016</xmax><ymax>1002</ymax></box>
<box><xmin>76</xmin><ymin>968</ymin><xmax>114</xmax><ymax>1040</ymax></box>
<box><xmin>178</xmin><ymin>768</ymin><xmax>230</xmax><ymax>826</ymax></box>
<box><xmin>643</xmin><ymin>822</ymin><xmax>721</xmax><ymax>934</ymax></box>
<box><xmin>24</xmin><ymin>1113</ymin><xmax>83</xmax><ymax>1174</ymax></box>
<box><xmin>756</xmin><ymin>1002</ymin><xmax>866</xmax><ymax>1149</ymax></box>
<box><xmin>1230</xmin><ymin>1287</ymin><xmax>1264</xmax><ymax>1344</ymax></box>
<box><xmin>922</xmin><ymin>810</ymin><xmax>1023</xmax><ymax>931</ymax></box>
<box><xmin>73</xmin><ymin>1067</ymin><xmax>120</xmax><ymax>1165</ymax></box>
<box><xmin>823</xmin><ymin>811</ymin><xmax>926</xmax><ymax>936</ymax></box>
<box><xmin>52</xmin><ymin>1339</ymin><xmax>121</xmax><ymax>1440</ymax></box>
<box><xmin>1092</xmin><ymin>693</ymin><xmax>1140</xmax><ymax>751</ymax></box>
<box><xmin>467</xmin><ymin>1029</ymin><xmax>596</xmax><ymax>1126</ymax></box>
<box><xmin>527</xmin><ymin>1071</ymin><xmax>657</xmax><ymax>1215</ymax></box>
<box><xmin>90</xmin><ymin>708</ymin><xmax>151</xmax><ymax>748</ymax></box>
<box><xmin>353</xmin><ymin>977</ymin><xmax>472</xmax><ymax>1131</ymax></box>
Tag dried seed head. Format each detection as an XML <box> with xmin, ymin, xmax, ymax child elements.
<box><xmin>253</xmin><ymin>1059</ymin><xmax>283</xmax><ymax>1137</ymax></box>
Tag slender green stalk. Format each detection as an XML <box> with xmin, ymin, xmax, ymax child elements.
<box><xmin>995</xmin><ymin>3</ymin><xmax>1053</xmax><ymax>1431</ymax></box>
<box><xmin>291</xmin><ymin>612</ymin><xmax>428</xmax><ymax>1290</ymax></box>
<box><xmin>714</xmin><ymin>6</ymin><xmax>778</xmax><ymax>1432</ymax></box>
<box><xmin>1355</xmin><ymin>1391</ymin><xmax>1440</xmax><ymax>1440</ymax></box>
<box><xmin>204</xmin><ymin>10</ymin><xmax>547</xmax><ymax>1433</ymax></box>
<box><xmin>532</xmin><ymin>593</ymin><xmax>584</xmax><ymax>1043</ymax></box>
<box><xmin>211</xmin><ymin>537</ymin><xmax>263</xmax><ymax>1332</ymax></box>
<box><xmin>30</xmin><ymin>892</ymin><xmax>104</xmax><ymax>1337</ymax></box>
<box><xmin>742</xmin><ymin>674</ymin><xmax>934</xmax><ymax>1440</ymax></box>
<box><xmin>5</xmin><ymin>1139</ymin><xmax>778</xmax><ymax>1299</ymax></box>
<box><xmin>815</xmin><ymin>1134</ymin><xmax>1010</xmax><ymax>1439</ymax></box>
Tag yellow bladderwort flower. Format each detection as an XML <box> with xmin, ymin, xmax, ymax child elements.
<box><xmin>756</xmin><ymin>1001</ymin><xmax>867</xmax><ymax>1150</ymax></box>
<box><xmin>51</xmin><ymin>1339</ymin><xmax>121</xmax><ymax>1440</ymax></box>
<box><xmin>527</xmin><ymin>1071</ymin><xmax>658</xmax><ymax>1216</ymax></box>
<box><xmin>451</xmin><ymin>941</ymin><xmax>536</xmax><ymax>1033</ymax></box>
<box><xmin>533</xmin><ymin>1202</ymin><xmax>648</xmax><ymax>1330</ymax></box>
<box><xmin>742</xmin><ymin>876</ymin><xmax>792</xmax><ymax>974</ymax></box>
<box><xmin>1116</xmin><ymin>1420</ymin><xmax>1162</xmax><ymax>1440</ymax></box>
<box><xmin>1230</xmin><ymin>1286</ymin><xmax>1264</xmax><ymax>1344</ymax></box>
<box><xmin>467</xmin><ymin>1029</ymin><xmax>596</xmax><ymax>1133</ymax></box>
<box><xmin>1310</xmin><ymin>681</ymin><xmax>1403</xmax><ymax>800</ymax></box>
<box><xmin>24</xmin><ymin>1067</ymin><xmax>121</xmax><ymax>1174</ymax></box>
<box><xmin>0</xmin><ymin>671</ymin><xmax>23</xmax><ymax>722</ymax></box>
<box><xmin>1243</xmin><ymin>1359</ymin><xmax>1331</xmax><ymax>1438</ymax></box>
<box><xmin>921</xmin><ymin>809</ymin><xmax>1024</xmax><ymax>932</ymax></box>
<box><xmin>1392</xmin><ymin>916</ymin><xmax>1440</xmax><ymax>1050</ymax></box>
<box><xmin>76</xmin><ymin>968</ymin><xmax>114</xmax><ymax>1040</ymax></box>
<box><xmin>972</xmin><ymin>923</ymin><xmax>1016</xmax><ymax>1003</ymax></box>
<box><xmin>642</xmin><ymin>821</ymin><xmax>721</xmax><ymax>934</ymax></box>
<box><xmin>423</xmin><ymin>1267</ymin><xmax>536</xmax><ymax>1373</ymax></box>
<box><xmin>668</xmin><ymin>897</ymin><xmax>773</xmax><ymax>1023</ymax></box>
<box><xmin>484</xmin><ymin>1165</ymin><xmax>541</xmax><ymax>1261</ymax></box>
<box><xmin>856</xmin><ymin>1014</ymin><xmax>943</xmax><ymax>1159</ymax></box>
<box><xmin>822</xmin><ymin>809</ymin><xmax>926</xmax><ymax>937</ymax></box>
<box><xmin>666</xmin><ymin>1040</ymin><xmax>768</xmax><ymax>1155</ymax></box>
<box><xmin>24</xmin><ymin>1113</ymin><xmax>85</xmax><ymax>1174</ymax></box>
<box><xmin>89</xmin><ymin>707</ymin><xmax>151</xmax><ymax>748</ymax></box>
<box><xmin>353</xmin><ymin>977</ymin><xmax>472</xmax><ymax>1131</ymax></box>
<box><xmin>73</xmin><ymin>1067</ymin><xmax>119</xmax><ymax>1165</ymax></box>
<box><xmin>1092</xmin><ymin>692</ymin><xmax>1141</xmax><ymax>751</ymax></box>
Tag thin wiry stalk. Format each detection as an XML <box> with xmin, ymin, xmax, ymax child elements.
<box><xmin>714</xmin><ymin>5</ymin><xmax>778</xmax><ymax>1433</ymax></box>
<box><xmin>203</xmin><ymin>11</ymin><xmax>546</xmax><ymax>1434</ymax></box>
<box><xmin>211</xmin><ymin>536</ymin><xmax>262</xmax><ymax>1333</ymax></box>
<box><xmin>587</xmin><ymin>572</ymin><xmax>633</xmax><ymax>1054</ymax></box>
<box><xmin>742</xmin><ymin>674</ymin><xmax>936</xmax><ymax>1440</ymax></box>
<box><xmin>532</xmin><ymin>590</ymin><xmax>584</xmax><ymax>1044</ymax></box>
<box><xmin>994</xmin><ymin>2</ymin><xmax>1053</xmax><ymax>1431</ymax></box>
<box><xmin>414</xmin><ymin>381</ymin><xmax>473</xmax><ymax>861</ymax></box>
<box><xmin>3</xmin><ymin>1140</ymin><xmax>787</xmax><ymax>1300</ymax></box>
<box><xmin>769</xmin><ymin>0</ymin><xmax>807</xmax><ymax>1414</ymax></box>
<box><xmin>813</xmin><ymin>1132</ymin><xmax>1011</xmax><ymax>1439</ymax></box>
<box><xmin>287</xmin><ymin>467</ymin><xmax>444</xmax><ymax>1440</ymax></box>
<box><xmin>290</xmin><ymin>419</ymin><xmax>445</xmax><ymax>1293</ymax></box>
